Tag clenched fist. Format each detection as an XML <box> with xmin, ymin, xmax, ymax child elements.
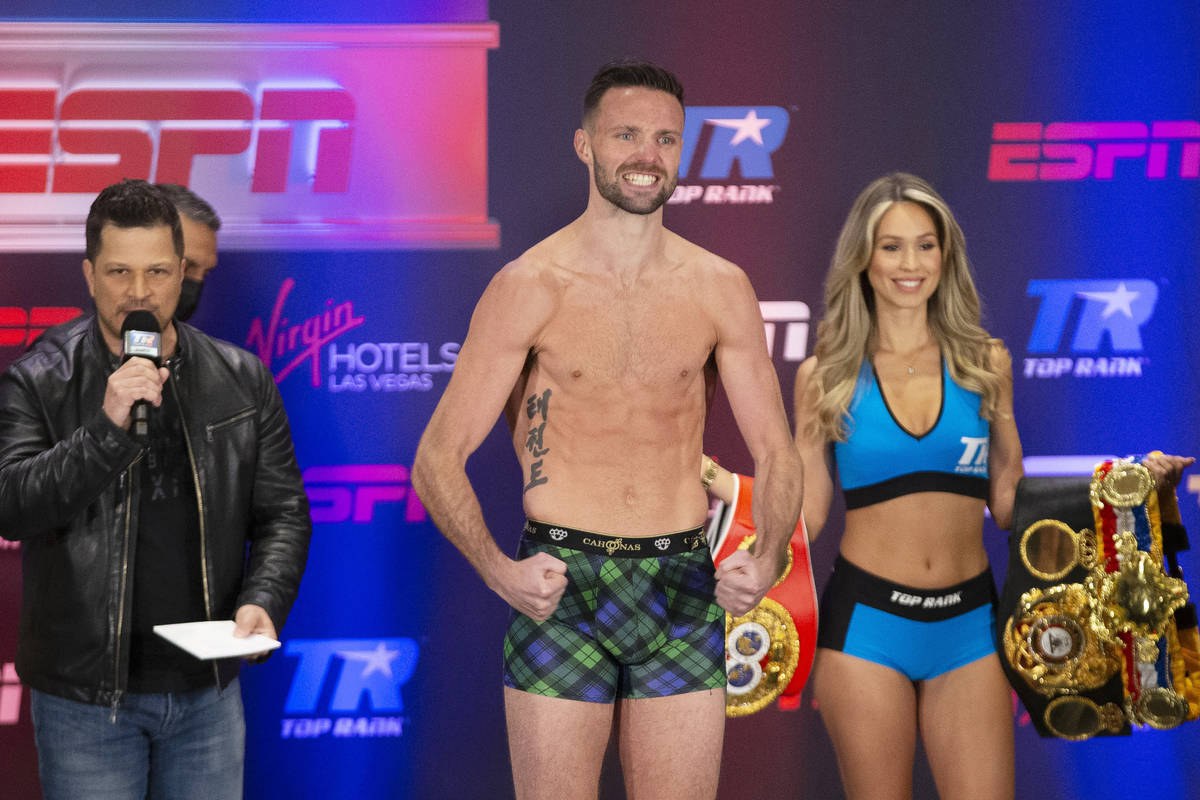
<box><xmin>103</xmin><ymin>356</ymin><xmax>170</xmax><ymax>430</ymax></box>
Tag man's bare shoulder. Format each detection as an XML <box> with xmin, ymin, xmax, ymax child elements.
<box><xmin>484</xmin><ymin>245</ymin><xmax>567</xmax><ymax>309</ymax></box>
<box><xmin>498</xmin><ymin>226</ymin><xmax>581</xmax><ymax>289</ymax></box>
<box><xmin>664</xmin><ymin>230</ymin><xmax>748</xmax><ymax>284</ymax></box>
<box><xmin>470</xmin><ymin>230</ymin><xmax>584</xmax><ymax>348</ymax></box>
<box><xmin>662</xmin><ymin>232</ymin><xmax>755</xmax><ymax>315</ymax></box>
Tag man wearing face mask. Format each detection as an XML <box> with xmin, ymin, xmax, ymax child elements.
<box><xmin>0</xmin><ymin>179</ymin><xmax>309</xmax><ymax>800</ymax></box>
<box><xmin>154</xmin><ymin>184</ymin><xmax>220</xmax><ymax>322</ymax></box>
<box><xmin>24</xmin><ymin>185</ymin><xmax>218</xmax><ymax>356</ymax></box>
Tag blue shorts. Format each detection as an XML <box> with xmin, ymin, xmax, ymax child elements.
<box><xmin>816</xmin><ymin>555</ymin><xmax>997</xmax><ymax>681</ymax></box>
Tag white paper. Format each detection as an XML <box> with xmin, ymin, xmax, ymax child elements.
<box><xmin>153</xmin><ymin>620</ymin><xmax>281</xmax><ymax>660</ymax></box>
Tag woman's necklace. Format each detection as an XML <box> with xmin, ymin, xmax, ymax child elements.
<box><xmin>895</xmin><ymin>346</ymin><xmax>928</xmax><ymax>376</ymax></box>
<box><xmin>877</xmin><ymin>332</ymin><xmax>932</xmax><ymax>377</ymax></box>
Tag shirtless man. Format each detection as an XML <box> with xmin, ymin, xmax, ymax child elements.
<box><xmin>411</xmin><ymin>61</ymin><xmax>803</xmax><ymax>800</ymax></box>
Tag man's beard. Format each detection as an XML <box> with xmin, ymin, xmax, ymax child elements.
<box><xmin>593</xmin><ymin>157</ymin><xmax>676</xmax><ymax>215</ymax></box>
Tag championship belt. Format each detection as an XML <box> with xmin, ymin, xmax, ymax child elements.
<box><xmin>998</xmin><ymin>455</ymin><xmax>1196</xmax><ymax>739</ymax></box>
<box><xmin>706</xmin><ymin>474</ymin><xmax>818</xmax><ymax>716</ymax></box>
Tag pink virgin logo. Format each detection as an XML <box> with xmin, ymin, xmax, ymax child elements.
<box><xmin>246</xmin><ymin>278</ymin><xmax>365</xmax><ymax>386</ymax></box>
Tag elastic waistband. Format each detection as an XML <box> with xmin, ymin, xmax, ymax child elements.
<box><xmin>523</xmin><ymin>519</ymin><xmax>707</xmax><ymax>558</ymax></box>
<box><xmin>830</xmin><ymin>555</ymin><xmax>994</xmax><ymax>622</ymax></box>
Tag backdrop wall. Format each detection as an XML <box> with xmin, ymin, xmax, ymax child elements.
<box><xmin>1</xmin><ymin>2</ymin><xmax>1197</xmax><ymax>797</ymax></box>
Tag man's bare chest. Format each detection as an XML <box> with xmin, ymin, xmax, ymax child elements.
<box><xmin>535</xmin><ymin>290</ymin><xmax>714</xmax><ymax>387</ymax></box>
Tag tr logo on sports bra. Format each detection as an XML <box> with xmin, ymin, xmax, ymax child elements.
<box><xmin>957</xmin><ymin>436</ymin><xmax>989</xmax><ymax>473</ymax></box>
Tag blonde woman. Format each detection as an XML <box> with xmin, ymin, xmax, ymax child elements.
<box><xmin>795</xmin><ymin>173</ymin><xmax>1022</xmax><ymax>800</ymax></box>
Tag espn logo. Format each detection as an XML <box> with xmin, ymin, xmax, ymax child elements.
<box><xmin>0</xmin><ymin>87</ymin><xmax>353</xmax><ymax>194</ymax></box>
<box><xmin>303</xmin><ymin>465</ymin><xmax>426</xmax><ymax>524</ymax></box>
<box><xmin>760</xmin><ymin>301</ymin><xmax>809</xmax><ymax>362</ymax></box>
<box><xmin>0</xmin><ymin>307</ymin><xmax>83</xmax><ymax>346</ymax></box>
<box><xmin>0</xmin><ymin>22</ymin><xmax>499</xmax><ymax>251</ymax></box>
<box><xmin>989</xmin><ymin>121</ymin><xmax>1200</xmax><ymax>181</ymax></box>
<box><xmin>1</xmin><ymin>662</ymin><xmax>20</xmax><ymax>725</ymax></box>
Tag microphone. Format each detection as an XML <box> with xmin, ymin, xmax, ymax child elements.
<box><xmin>120</xmin><ymin>311</ymin><xmax>162</xmax><ymax>440</ymax></box>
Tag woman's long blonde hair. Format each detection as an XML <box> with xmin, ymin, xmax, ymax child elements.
<box><xmin>808</xmin><ymin>173</ymin><xmax>1005</xmax><ymax>442</ymax></box>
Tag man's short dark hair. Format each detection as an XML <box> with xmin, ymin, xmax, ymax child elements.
<box><xmin>582</xmin><ymin>60</ymin><xmax>684</xmax><ymax>128</ymax></box>
<box><xmin>85</xmin><ymin>179</ymin><xmax>183</xmax><ymax>263</ymax></box>
<box><xmin>155</xmin><ymin>183</ymin><xmax>222</xmax><ymax>232</ymax></box>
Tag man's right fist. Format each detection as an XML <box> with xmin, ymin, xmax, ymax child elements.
<box><xmin>495</xmin><ymin>552</ymin><xmax>569</xmax><ymax>621</ymax></box>
<box><xmin>103</xmin><ymin>357</ymin><xmax>170</xmax><ymax>430</ymax></box>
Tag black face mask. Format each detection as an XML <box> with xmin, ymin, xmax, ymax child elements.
<box><xmin>175</xmin><ymin>278</ymin><xmax>204</xmax><ymax>322</ymax></box>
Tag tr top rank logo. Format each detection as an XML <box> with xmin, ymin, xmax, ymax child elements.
<box><xmin>1023</xmin><ymin>279</ymin><xmax>1158</xmax><ymax>379</ymax></box>
<box><xmin>280</xmin><ymin>638</ymin><xmax>418</xmax><ymax>740</ymax></box>
<box><xmin>668</xmin><ymin>106</ymin><xmax>790</xmax><ymax>206</ymax></box>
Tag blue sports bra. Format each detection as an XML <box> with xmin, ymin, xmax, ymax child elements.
<box><xmin>834</xmin><ymin>356</ymin><xmax>990</xmax><ymax>510</ymax></box>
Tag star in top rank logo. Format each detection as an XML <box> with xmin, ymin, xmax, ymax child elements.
<box><xmin>669</xmin><ymin>106</ymin><xmax>791</xmax><ymax>206</ymax></box>
<box><xmin>1076</xmin><ymin>282</ymin><xmax>1139</xmax><ymax>320</ymax></box>
<box><xmin>707</xmin><ymin>109</ymin><xmax>773</xmax><ymax>147</ymax></box>
<box><xmin>337</xmin><ymin>642</ymin><xmax>401</xmax><ymax>680</ymax></box>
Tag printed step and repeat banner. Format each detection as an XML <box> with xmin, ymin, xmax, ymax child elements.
<box><xmin>1</xmin><ymin>2</ymin><xmax>1197</xmax><ymax>798</ymax></box>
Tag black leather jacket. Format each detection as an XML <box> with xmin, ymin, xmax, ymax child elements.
<box><xmin>0</xmin><ymin>315</ymin><xmax>311</xmax><ymax>707</ymax></box>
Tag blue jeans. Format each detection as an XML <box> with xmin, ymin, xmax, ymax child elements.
<box><xmin>31</xmin><ymin>677</ymin><xmax>245</xmax><ymax>800</ymax></box>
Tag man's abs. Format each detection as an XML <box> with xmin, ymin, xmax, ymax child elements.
<box><xmin>513</xmin><ymin>388</ymin><xmax>709</xmax><ymax>536</ymax></box>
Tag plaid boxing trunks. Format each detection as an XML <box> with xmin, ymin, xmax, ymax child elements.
<box><xmin>502</xmin><ymin>520</ymin><xmax>726</xmax><ymax>703</ymax></box>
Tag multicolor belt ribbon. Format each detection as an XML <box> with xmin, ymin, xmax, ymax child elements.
<box><xmin>1089</xmin><ymin>455</ymin><xmax>1190</xmax><ymax>728</ymax></box>
<box><xmin>706</xmin><ymin>473</ymin><xmax>817</xmax><ymax>716</ymax></box>
<box><xmin>1001</xmin><ymin>453</ymin><xmax>1194</xmax><ymax>738</ymax></box>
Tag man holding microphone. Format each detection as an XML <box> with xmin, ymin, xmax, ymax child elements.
<box><xmin>0</xmin><ymin>179</ymin><xmax>310</xmax><ymax>800</ymax></box>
